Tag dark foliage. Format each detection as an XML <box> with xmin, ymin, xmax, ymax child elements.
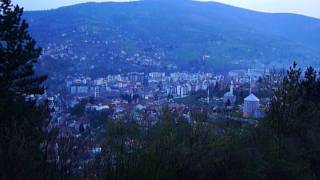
<box><xmin>0</xmin><ymin>0</ymin><xmax>52</xmax><ymax>179</ymax></box>
<box><xmin>2</xmin><ymin>0</ymin><xmax>320</xmax><ymax>179</ymax></box>
<box><xmin>78</xmin><ymin>63</ymin><xmax>320</xmax><ymax>180</ymax></box>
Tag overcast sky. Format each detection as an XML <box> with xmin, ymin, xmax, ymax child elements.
<box><xmin>13</xmin><ymin>0</ymin><xmax>320</xmax><ymax>19</ymax></box>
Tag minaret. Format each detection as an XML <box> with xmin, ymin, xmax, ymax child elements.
<box><xmin>207</xmin><ymin>87</ymin><xmax>210</xmax><ymax>104</ymax></box>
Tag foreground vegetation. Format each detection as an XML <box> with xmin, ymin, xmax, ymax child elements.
<box><xmin>77</xmin><ymin>64</ymin><xmax>320</xmax><ymax>180</ymax></box>
<box><xmin>1</xmin><ymin>0</ymin><xmax>320</xmax><ymax>179</ymax></box>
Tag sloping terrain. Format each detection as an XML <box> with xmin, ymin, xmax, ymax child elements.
<box><xmin>24</xmin><ymin>0</ymin><xmax>320</xmax><ymax>76</ymax></box>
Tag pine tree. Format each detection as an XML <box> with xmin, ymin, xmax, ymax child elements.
<box><xmin>264</xmin><ymin>63</ymin><xmax>320</xmax><ymax>179</ymax></box>
<box><xmin>0</xmin><ymin>0</ymin><xmax>50</xmax><ymax>179</ymax></box>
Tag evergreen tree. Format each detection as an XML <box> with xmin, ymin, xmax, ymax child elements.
<box><xmin>0</xmin><ymin>0</ymin><xmax>51</xmax><ymax>179</ymax></box>
<box><xmin>262</xmin><ymin>63</ymin><xmax>320</xmax><ymax>179</ymax></box>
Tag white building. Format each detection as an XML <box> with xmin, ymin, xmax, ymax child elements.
<box><xmin>149</xmin><ymin>72</ymin><xmax>165</xmax><ymax>79</ymax></box>
<box><xmin>176</xmin><ymin>85</ymin><xmax>188</xmax><ymax>97</ymax></box>
<box><xmin>177</xmin><ymin>85</ymin><xmax>183</xmax><ymax>97</ymax></box>
<box><xmin>243</xmin><ymin>93</ymin><xmax>260</xmax><ymax>118</ymax></box>
<box><xmin>248</xmin><ymin>69</ymin><xmax>270</xmax><ymax>79</ymax></box>
<box><xmin>201</xmin><ymin>81</ymin><xmax>209</xmax><ymax>90</ymax></box>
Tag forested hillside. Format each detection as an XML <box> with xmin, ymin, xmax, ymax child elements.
<box><xmin>24</xmin><ymin>0</ymin><xmax>320</xmax><ymax>76</ymax></box>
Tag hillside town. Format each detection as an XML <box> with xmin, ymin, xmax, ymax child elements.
<box><xmin>4</xmin><ymin>0</ymin><xmax>320</xmax><ymax>178</ymax></box>
<box><xmin>44</xmin><ymin>67</ymin><xmax>278</xmax><ymax>144</ymax></box>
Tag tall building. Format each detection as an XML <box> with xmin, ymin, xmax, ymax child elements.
<box><xmin>94</xmin><ymin>86</ymin><xmax>100</xmax><ymax>98</ymax></box>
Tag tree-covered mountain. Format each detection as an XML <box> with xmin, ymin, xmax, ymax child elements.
<box><xmin>24</xmin><ymin>0</ymin><xmax>320</xmax><ymax>76</ymax></box>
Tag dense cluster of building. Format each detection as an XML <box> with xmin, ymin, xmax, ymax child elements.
<box><xmin>66</xmin><ymin>72</ymin><xmax>223</xmax><ymax>99</ymax></box>
<box><xmin>44</xmin><ymin>68</ymin><xmax>275</xmax><ymax>140</ymax></box>
<box><xmin>40</xmin><ymin>68</ymin><xmax>275</xmax><ymax>166</ymax></box>
<box><xmin>56</xmin><ymin>68</ymin><xmax>272</xmax><ymax>120</ymax></box>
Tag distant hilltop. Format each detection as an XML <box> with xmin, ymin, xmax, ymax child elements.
<box><xmin>24</xmin><ymin>0</ymin><xmax>320</xmax><ymax>76</ymax></box>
